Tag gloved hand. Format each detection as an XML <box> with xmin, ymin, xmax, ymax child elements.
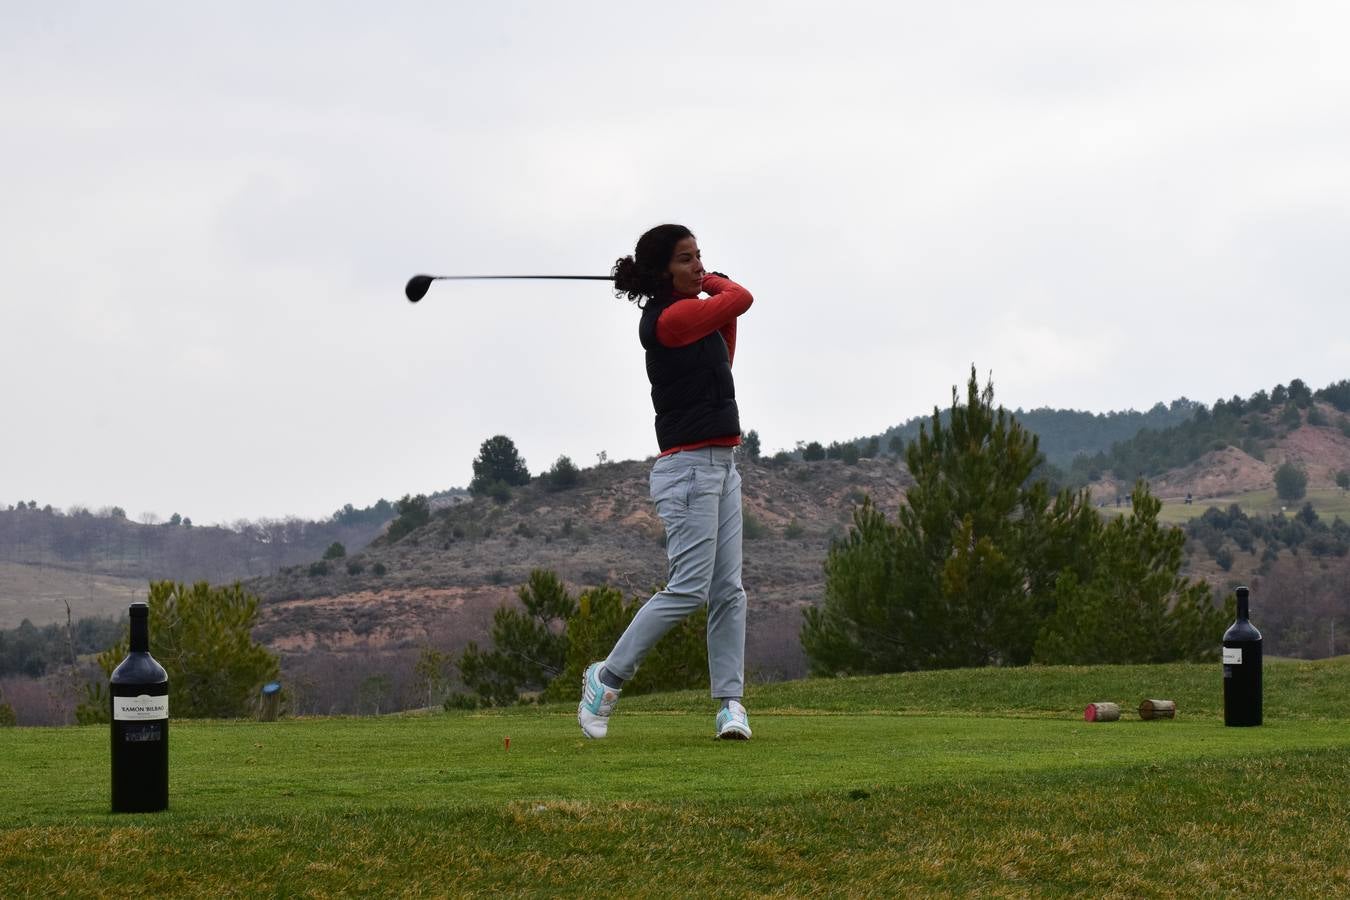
<box><xmin>701</xmin><ymin>272</ymin><xmax>732</xmax><ymax>294</ymax></box>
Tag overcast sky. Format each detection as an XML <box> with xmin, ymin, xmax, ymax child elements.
<box><xmin>3</xmin><ymin>3</ymin><xmax>1348</xmax><ymax>525</ymax></box>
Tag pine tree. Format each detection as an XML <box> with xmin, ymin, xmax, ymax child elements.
<box><xmin>742</xmin><ymin>429</ymin><xmax>762</xmax><ymax>460</ymax></box>
<box><xmin>455</xmin><ymin>570</ymin><xmax>576</xmax><ymax>706</ymax></box>
<box><xmin>77</xmin><ymin>581</ymin><xmax>279</xmax><ymax>722</ymax></box>
<box><xmin>470</xmin><ymin>435</ymin><xmax>531</xmax><ymax>494</ymax></box>
<box><xmin>802</xmin><ymin>368</ymin><xmax>1099</xmax><ymax>673</ymax></box>
<box><xmin>386</xmin><ymin>494</ymin><xmax>430</xmax><ymax>543</ymax></box>
<box><xmin>546</xmin><ymin>455</ymin><xmax>580</xmax><ymax>491</ymax></box>
<box><xmin>1275</xmin><ymin>463</ymin><xmax>1308</xmax><ymax>502</ymax></box>
<box><xmin>1034</xmin><ymin>483</ymin><xmax>1230</xmax><ymax>663</ymax></box>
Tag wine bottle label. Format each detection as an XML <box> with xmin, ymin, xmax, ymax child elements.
<box><xmin>1222</xmin><ymin>647</ymin><xmax>1242</xmax><ymax>665</ymax></box>
<box><xmin>114</xmin><ymin>694</ymin><xmax>169</xmax><ymax>721</ymax></box>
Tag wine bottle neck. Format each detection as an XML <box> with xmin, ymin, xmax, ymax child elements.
<box><xmin>130</xmin><ymin>615</ymin><xmax>149</xmax><ymax>652</ymax></box>
<box><xmin>1236</xmin><ymin>590</ymin><xmax>1250</xmax><ymax>621</ymax></box>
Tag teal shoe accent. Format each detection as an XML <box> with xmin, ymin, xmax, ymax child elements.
<box><xmin>716</xmin><ymin>699</ymin><xmax>751</xmax><ymax>740</ymax></box>
<box><xmin>578</xmin><ymin>661</ymin><xmax>621</xmax><ymax>739</ymax></box>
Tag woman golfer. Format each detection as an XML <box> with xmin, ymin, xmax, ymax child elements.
<box><xmin>578</xmin><ymin>224</ymin><xmax>754</xmax><ymax>740</ymax></box>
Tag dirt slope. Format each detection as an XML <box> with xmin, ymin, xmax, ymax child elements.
<box><xmin>250</xmin><ymin>456</ymin><xmax>911</xmax><ymax>680</ymax></box>
<box><xmin>250</xmin><ymin>414</ymin><xmax>1350</xmax><ymax>680</ymax></box>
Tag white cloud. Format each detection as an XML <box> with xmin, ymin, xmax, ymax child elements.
<box><xmin>3</xmin><ymin>2</ymin><xmax>1349</xmax><ymax>521</ymax></box>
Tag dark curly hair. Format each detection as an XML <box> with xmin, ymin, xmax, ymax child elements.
<box><xmin>612</xmin><ymin>224</ymin><xmax>694</xmax><ymax>307</ymax></box>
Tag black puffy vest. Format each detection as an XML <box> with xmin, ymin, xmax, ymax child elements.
<box><xmin>639</xmin><ymin>300</ymin><xmax>741</xmax><ymax>451</ymax></box>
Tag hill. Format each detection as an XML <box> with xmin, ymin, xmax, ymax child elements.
<box><xmin>4</xmin><ymin>660</ymin><xmax>1347</xmax><ymax>896</ymax></box>
<box><xmin>820</xmin><ymin>378</ymin><xmax>1348</xmax><ymax>480</ymax></box>
<box><xmin>1079</xmin><ymin>402</ymin><xmax>1350</xmax><ymax>504</ymax></box>
<box><xmin>259</xmin><ymin>426</ymin><xmax>1346</xmax><ymax>716</ymax></box>
<box><xmin>0</xmin><ymin>496</ymin><xmax>432</xmax><ymax>627</ymax></box>
<box><xmin>5</xmin><ymin>377</ymin><xmax>1347</xmax><ymax>720</ymax></box>
<box><xmin>246</xmin><ymin>456</ymin><xmax>911</xmax><ymax>710</ymax></box>
<box><xmin>1066</xmin><ymin>377</ymin><xmax>1350</xmax><ymax>489</ymax></box>
<box><xmin>0</xmin><ymin>563</ymin><xmax>144</xmax><ymax>631</ymax></box>
<box><xmin>793</xmin><ymin>396</ymin><xmax>1199</xmax><ymax>468</ymax></box>
<box><xmin>1060</xmin><ymin>387</ymin><xmax>1350</xmax><ymax>663</ymax></box>
<box><xmin>858</xmin><ymin>397</ymin><xmax>1201</xmax><ymax>468</ymax></box>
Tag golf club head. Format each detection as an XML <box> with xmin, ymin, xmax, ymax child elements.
<box><xmin>405</xmin><ymin>275</ymin><xmax>434</xmax><ymax>303</ymax></box>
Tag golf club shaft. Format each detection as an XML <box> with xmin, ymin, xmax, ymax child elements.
<box><xmin>405</xmin><ymin>272</ymin><xmax>613</xmax><ymax>302</ymax></box>
<box><xmin>427</xmin><ymin>275</ymin><xmax>613</xmax><ymax>281</ymax></box>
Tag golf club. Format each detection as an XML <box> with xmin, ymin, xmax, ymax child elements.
<box><xmin>405</xmin><ymin>273</ymin><xmax>614</xmax><ymax>303</ymax></box>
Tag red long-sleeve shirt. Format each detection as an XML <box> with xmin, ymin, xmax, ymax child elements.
<box><xmin>654</xmin><ymin>274</ymin><xmax>754</xmax><ymax>457</ymax></box>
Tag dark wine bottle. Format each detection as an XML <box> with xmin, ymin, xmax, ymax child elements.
<box><xmin>110</xmin><ymin>601</ymin><xmax>169</xmax><ymax>812</ymax></box>
<box><xmin>1222</xmin><ymin>585</ymin><xmax>1262</xmax><ymax>727</ymax></box>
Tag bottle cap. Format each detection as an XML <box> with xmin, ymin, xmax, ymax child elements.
<box><xmin>129</xmin><ymin>601</ymin><xmax>149</xmax><ymax>616</ymax></box>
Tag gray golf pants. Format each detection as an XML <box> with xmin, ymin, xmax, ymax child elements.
<box><xmin>604</xmin><ymin>446</ymin><xmax>746</xmax><ymax>699</ymax></box>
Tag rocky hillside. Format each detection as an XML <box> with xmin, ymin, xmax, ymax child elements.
<box><xmin>7</xmin><ymin>385</ymin><xmax>1348</xmax><ymax>716</ymax></box>
<box><xmin>249</xmin><ymin>403</ymin><xmax>1350</xmax><ymax>689</ymax></box>
<box><xmin>1083</xmin><ymin>401</ymin><xmax>1350</xmax><ymax>503</ymax></box>
<box><xmin>250</xmin><ymin>456</ymin><xmax>911</xmax><ymax>681</ymax></box>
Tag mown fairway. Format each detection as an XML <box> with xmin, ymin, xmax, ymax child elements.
<box><xmin>3</xmin><ymin>659</ymin><xmax>1348</xmax><ymax>897</ymax></box>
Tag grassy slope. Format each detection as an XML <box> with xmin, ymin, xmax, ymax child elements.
<box><xmin>0</xmin><ymin>562</ymin><xmax>144</xmax><ymax>629</ymax></box>
<box><xmin>2</xmin><ymin>659</ymin><xmax>1347</xmax><ymax>897</ymax></box>
<box><xmin>1099</xmin><ymin>487</ymin><xmax>1350</xmax><ymax>525</ymax></box>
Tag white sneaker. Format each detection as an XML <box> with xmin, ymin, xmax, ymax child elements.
<box><xmin>578</xmin><ymin>662</ymin><xmax>621</xmax><ymax>739</ymax></box>
<box><xmin>716</xmin><ymin>700</ymin><xmax>752</xmax><ymax>740</ymax></box>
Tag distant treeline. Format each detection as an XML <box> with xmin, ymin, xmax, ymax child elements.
<box><xmin>795</xmin><ymin>398</ymin><xmax>1200</xmax><ymax>469</ymax></box>
<box><xmin>0</xmin><ymin>496</ymin><xmax>421</xmax><ymax>584</ymax></box>
<box><xmin>1013</xmin><ymin>402</ymin><xmax>1203</xmax><ymax>467</ymax></box>
<box><xmin>0</xmin><ymin>615</ymin><xmax>125</xmax><ymax>677</ymax></box>
<box><xmin>1185</xmin><ymin>502</ymin><xmax>1349</xmax><ymax>659</ymax></box>
<box><xmin>1064</xmin><ymin>378</ymin><xmax>1350</xmax><ymax>485</ymax></box>
<box><xmin>789</xmin><ymin>377</ymin><xmax>1349</xmax><ymax>480</ymax></box>
<box><xmin>1187</xmin><ymin>502</ymin><xmax>1350</xmax><ymax>572</ymax></box>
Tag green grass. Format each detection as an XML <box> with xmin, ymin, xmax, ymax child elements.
<box><xmin>1101</xmin><ymin>488</ymin><xmax>1350</xmax><ymax>525</ymax></box>
<box><xmin>3</xmin><ymin>659</ymin><xmax>1348</xmax><ymax>896</ymax></box>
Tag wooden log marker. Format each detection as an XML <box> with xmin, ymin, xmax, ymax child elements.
<box><xmin>1084</xmin><ymin>702</ymin><xmax>1120</xmax><ymax>722</ymax></box>
<box><xmin>1138</xmin><ymin>699</ymin><xmax>1177</xmax><ymax>720</ymax></box>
